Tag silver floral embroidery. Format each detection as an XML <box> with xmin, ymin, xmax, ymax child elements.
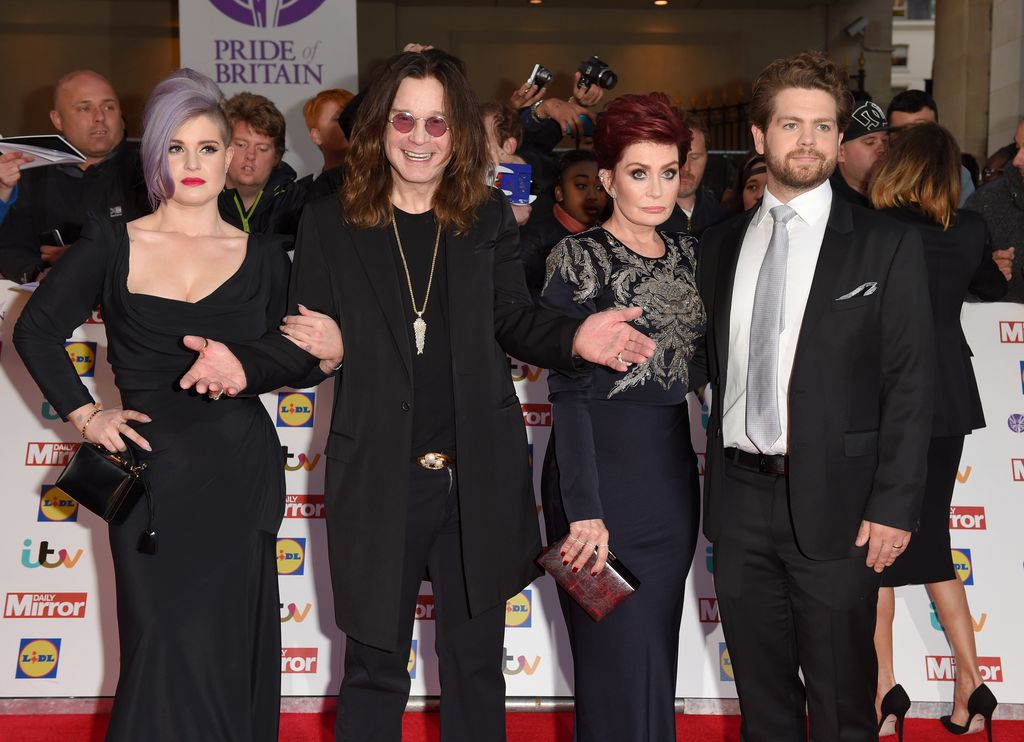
<box><xmin>544</xmin><ymin>228</ymin><xmax>706</xmax><ymax>398</ymax></box>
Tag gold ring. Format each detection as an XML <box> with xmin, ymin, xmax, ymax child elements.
<box><xmin>208</xmin><ymin>390</ymin><xmax>223</xmax><ymax>401</ymax></box>
<box><xmin>201</xmin><ymin>337</ymin><xmax>209</xmax><ymax>351</ymax></box>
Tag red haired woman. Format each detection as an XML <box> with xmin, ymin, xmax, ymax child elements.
<box><xmin>540</xmin><ymin>93</ymin><xmax>705</xmax><ymax>741</ymax></box>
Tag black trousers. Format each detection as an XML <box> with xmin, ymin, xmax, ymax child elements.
<box><xmin>334</xmin><ymin>462</ymin><xmax>507</xmax><ymax>742</ymax></box>
<box><xmin>713</xmin><ymin>460</ymin><xmax>881</xmax><ymax>742</ymax></box>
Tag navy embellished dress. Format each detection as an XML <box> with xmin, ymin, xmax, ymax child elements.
<box><xmin>540</xmin><ymin>227</ymin><xmax>706</xmax><ymax>742</ymax></box>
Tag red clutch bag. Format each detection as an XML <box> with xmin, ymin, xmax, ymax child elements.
<box><xmin>536</xmin><ymin>534</ymin><xmax>640</xmax><ymax>622</ymax></box>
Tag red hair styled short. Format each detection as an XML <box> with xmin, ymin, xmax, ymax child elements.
<box><xmin>593</xmin><ymin>93</ymin><xmax>691</xmax><ymax>171</ymax></box>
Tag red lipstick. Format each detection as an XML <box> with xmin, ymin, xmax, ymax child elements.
<box><xmin>181</xmin><ymin>178</ymin><xmax>206</xmax><ymax>186</ymax></box>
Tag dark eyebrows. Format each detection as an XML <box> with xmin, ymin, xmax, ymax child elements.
<box><xmin>622</xmin><ymin>160</ymin><xmax>679</xmax><ymax>170</ymax></box>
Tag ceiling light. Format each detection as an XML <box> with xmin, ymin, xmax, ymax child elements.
<box><xmin>529</xmin><ymin>0</ymin><xmax>542</xmax><ymax>4</ymax></box>
<box><xmin>654</xmin><ymin>0</ymin><xmax>669</xmax><ymax>5</ymax></box>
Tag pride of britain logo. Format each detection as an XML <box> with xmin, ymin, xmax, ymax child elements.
<box><xmin>209</xmin><ymin>0</ymin><xmax>325</xmax><ymax>28</ymax></box>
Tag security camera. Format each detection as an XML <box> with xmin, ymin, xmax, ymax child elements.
<box><xmin>845</xmin><ymin>16</ymin><xmax>869</xmax><ymax>39</ymax></box>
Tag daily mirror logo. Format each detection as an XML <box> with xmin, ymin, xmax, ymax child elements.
<box><xmin>209</xmin><ymin>0</ymin><xmax>325</xmax><ymax>27</ymax></box>
<box><xmin>5</xmin><ymin>593</ymin><xmax>87</xmax><ymax>619</ymax></box>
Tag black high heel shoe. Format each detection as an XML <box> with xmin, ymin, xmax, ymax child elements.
<box><xmin>940</xmin><ymin>684</ymin><xmax>998</xmax><ymax>741</ymax></box>
<box><xmin>878</xmin><ymin>684</ymin><xmax>911</xmax><ymax>741</ymax></box>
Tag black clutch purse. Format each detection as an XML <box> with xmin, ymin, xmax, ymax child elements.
<box><xmin>55</xmin><ymin>443</ymin><xmax>157</xmax><ymax>554</ymax></box>
<box><xmin>537</xmin><ymin>535</ymin><xmax>640</xmax><ymax>622</ymax></box>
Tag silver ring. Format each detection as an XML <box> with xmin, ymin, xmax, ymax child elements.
<box><xmin>616</xmin><ymin>352</ymin><xmax>625</xmax><ymax>364</ymax></box>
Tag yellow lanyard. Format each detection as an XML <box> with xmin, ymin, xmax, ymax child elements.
<box><xmin>233</xmin><ymin>190</ymin><xmax>264</xmax><ymax>233</ymax></box>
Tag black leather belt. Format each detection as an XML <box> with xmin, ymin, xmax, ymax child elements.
<box><xmin>414</xmin><ymin>451</ymin><xmax>454</xmax><ymax>470</ymax></box>
<box><xmin>724</xmin><ymin>447</ymin><xmax>787</xmax><ymax>476</ymax></box>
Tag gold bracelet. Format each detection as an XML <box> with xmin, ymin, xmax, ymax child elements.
<box><xmin>80</xmin><ymin>403</ymin><xmax>102</xmax><ymax>439</ymax></box>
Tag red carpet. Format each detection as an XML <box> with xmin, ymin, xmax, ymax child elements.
<box><xmin>1</xmin><ymin>712</ymin><xmax>1022</xmax><ymax>741</ymax></box>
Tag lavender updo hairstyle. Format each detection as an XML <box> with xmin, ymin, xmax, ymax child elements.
<box><xmin>141</xmin><ymin>68</ymin><xmax>229</xmax><ymax>208</ymax></box>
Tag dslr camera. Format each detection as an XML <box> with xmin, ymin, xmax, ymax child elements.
<box><xmin>577</xmin><ymin>56</ymin><xmax>617</xmax><ymax>91</ymax></box>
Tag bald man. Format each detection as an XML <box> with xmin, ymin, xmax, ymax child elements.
<box><xmin>0</xmin><ymin>70</ymin><xmax>150</xmax><ymax>283</ymax></box>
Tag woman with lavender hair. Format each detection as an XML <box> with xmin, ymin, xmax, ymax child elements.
<box><xmin>14</xmin><ymin>69</ymin><xmax>300</xmax><ymax>741</ymax></box>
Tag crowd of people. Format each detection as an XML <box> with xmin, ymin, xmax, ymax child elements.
<box><xmin>4</xmin><ymin>42</ymin><xmax>1023</xmax><ymax>742</ymax></box>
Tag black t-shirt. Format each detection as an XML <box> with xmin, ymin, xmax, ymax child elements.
<box><xmin>390</xmin><ymin>208</ymin><xmax>456</xmax><ymax>456</ymax></box>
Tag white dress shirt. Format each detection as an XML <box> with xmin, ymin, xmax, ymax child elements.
<box><xmin>722</xmin><ymin>180</ymin><xmax>833</xmax><ymax>455</ymax></box>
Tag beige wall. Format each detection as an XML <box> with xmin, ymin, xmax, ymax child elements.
<box><xmin>0</xmin><ymin>1</ymin><xmax>178</xmax><ymax>138</ymax></box>
<box><xmin>359</xmin><ymin>1</ymin><xmax>892</xmax><ymax>127</ymax></box>
<box><xmin>989</xmin><ymin>0</ymin><xmax>1024</xmax><ymax>152</ymax></box>
<box><xmin>1</xmin><ymin>0</ymin><xmax>894</xmax><ymax>145</ymax></box>
<box><xmin>932</xmin><ymin>0</ymin><xmax>993</xmax><ymax>162</ymax></box>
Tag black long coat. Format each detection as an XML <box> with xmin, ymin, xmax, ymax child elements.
<box><xmin>230</xmin><ymin>189</ymin><xmax>580</xmax><ymax>650</ymax></box>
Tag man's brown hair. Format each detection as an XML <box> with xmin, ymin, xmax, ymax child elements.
<box><xmin>681</xmin><ymin>112</ymin><xmax>710</xmax><ymax>148</ymax></box>
<box><xmin>224</xmin><ymin>92</ymin><xmax>287</xmax><ymax>157</ymax></box>
<box><xmin>343</xmin><ymin>49</ymin><xmax>490</xmax><ymax>233</ymax></box>
<box><xmin>748</xmin><ymin>50</ymin><xmax>853</xmax><ymax>134</ymax></box>
<box><xmin>870</xmin><ymin>122</ymin><xmax>960</xmax><ymax>229</ymax></box>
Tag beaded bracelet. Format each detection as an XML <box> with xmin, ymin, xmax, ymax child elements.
<box><xmin>80</xmin><ymin>403</ymin><xmax>102</xmax><ymax>439</ymax></box>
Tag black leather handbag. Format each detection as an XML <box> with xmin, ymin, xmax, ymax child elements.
<box><xmin>55</xmin><ymin>443</ymin><xmax>157</xmax><ymax>554</ymax></box>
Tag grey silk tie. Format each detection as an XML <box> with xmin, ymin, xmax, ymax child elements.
<box><xmin>746</xmin><ymin>204</ymin><xmax>797</xmax><ymax>452</ymax></box>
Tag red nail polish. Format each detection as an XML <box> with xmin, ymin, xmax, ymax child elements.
<box><xmin>572</xmin><ymin>567</ymin><xmax>579</xmax><ymax>573</ymax></box>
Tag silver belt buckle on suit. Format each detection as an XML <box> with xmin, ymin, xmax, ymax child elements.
<box><xmin>415</xmin><ymin>451</ymin><xmax>453</xmax><ymax>470</ymax></box>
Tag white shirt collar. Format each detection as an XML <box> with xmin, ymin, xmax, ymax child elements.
<box><xmin>754</xmin><ymin>178</ymin><xmax>833</xmax><ymax>228</ymax></box>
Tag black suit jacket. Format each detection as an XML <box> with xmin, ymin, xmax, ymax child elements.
<box><xmin>691</xmin><ymin>196</ymin><xmax>935</xmax><ymax>559</ymax></box>
<box><xmin>880</xmin><ymin>206</ymin><xmax>1006</xmax><ymax>436</ymax></box>
<box><xmin>230</xmin><ymin>189</ymin><xmax>581</xmax><ymax>650</ymax></box>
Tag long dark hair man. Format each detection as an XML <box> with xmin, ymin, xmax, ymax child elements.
<box><xmin>177</xmin><ymin>48</ymin><xmax>656</xmax><ymax>742</ymax></box>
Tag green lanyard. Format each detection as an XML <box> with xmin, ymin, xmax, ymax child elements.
<box><xmin>233</xmin><ymin>190</ymin><xmax>264</xmax><ymax>233</ymax></box>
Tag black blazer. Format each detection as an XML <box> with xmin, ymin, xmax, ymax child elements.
<box><xmin>691</xmin><ymin>197</ymin><xmax>935</xmax><ymax>559</ymax></box>
<box><xmin>879</xmin><ymin>206</ymin><xmax>1006</xmax><ymax>437</ymax></box>
<box><xmin>230</xmin><ymin>189</ymin><xmax>581</xmax><ymax>650</ymax></box>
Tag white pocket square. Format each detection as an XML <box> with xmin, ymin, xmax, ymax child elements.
<box><xmin>836</xmin><ymin>281</ymin><xmax>878</xmax><ymax>301</ymax></box>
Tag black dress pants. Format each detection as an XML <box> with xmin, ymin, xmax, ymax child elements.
<box><xmin>335</xmin><ymin>463</ymin><xmax>507</xmax><ymax>742</ymax></box>
<box><xmin>713</xmin><ymin>460</ymin><xmax>881</xmax><ymax>742</ymax></box>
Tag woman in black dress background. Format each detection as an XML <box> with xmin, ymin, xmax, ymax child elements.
<box><xmin>540</xmin><ymin>93</ymin><xmax>705</xmax><ymax>741</ymax></box>
<box><xmin>869</xmin><ymin>122</ymin><xmax>1008</xmax><ymax>741</ymax></box>
<box><xmin>14</xmin><ymin>69</ymin><xmax>302</xmax><ymax>741</ymax></box>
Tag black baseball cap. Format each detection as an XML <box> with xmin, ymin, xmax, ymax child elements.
<box><xmin>844</xmin><ymin>101</ymin><xmax>888</xmax><ymax>142</ymax></box>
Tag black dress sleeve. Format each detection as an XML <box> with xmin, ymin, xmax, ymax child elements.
<box><xmin>965</xmin><ymin>212</ymin><xmax>1009</xmax><ymax>302</ymax></box>
<box><xmin>539</xmin><ymin>234</ymin><xmax>607</xmax><ymax>523</ymax></box>
<box><xmin>13</xmin><ymin>215</ymin><xmax>112</xmax><ymax>419</ymax></box>
<box><xmin>224</xmin><ymin>205</ymin><xmax>326</xmax><ymax>393</ymax></box>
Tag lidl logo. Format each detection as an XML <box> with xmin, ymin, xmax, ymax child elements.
<box><xmin>16</xmin><ymin>638</ymin><xmax>61</xmax><ymax>679</ymax></box>
<box><xmin>926</xmin><ymin>655</ymin><xmax>1003</xmax><ymax>682</ymax></box>
<box><xmin>284</xmin><ymin>494</ymin><xmax>324</xmax><ymax>519</ymax></box>
<box><xmin>276</xmin><ymin>538</ymin><xmax>306</xmax><ymax>575</ymax></box>
<box><xmin>719</xmin><ymin>642</ymin><xmax>734</xmax><ymax>682</ymax></box>
<box><xmin>949</xmin><ymin>506</ymin><xmax>986</xmax><ymax>530</ymax></box>
<box><xmin>699</xmin><ymin>598</ymin><xmax>720</xmax><ymax>623</ymax></box>
<box><xmin>408</xmin><ymin>639</ymin><xmax>417</xmax><ymax>679</ymax></box>
<box><xmin>25</xmin><ymin>442</ymin><xmax>80</xmax><ymax>466</ymax></box>
<box><xmin>1019</xmin><ymin>361</ymin><xmax>1024</xmax><ymax>393</ymax></box>
<box><xmin>281</xmin><ymin>647</ymin><xmax>318</xmax><ymax>673</ymax></box>
<box><xmin>521</xmin><ymin>403</ymin><xmax>552</xmax><ymax>427</ymax></box>
<box><xmin>415</xmin><ymin>595</ymin><xmax>435</xmax><ymax>621</ymax></box>
<box><xmin>277</xmin><ymin>392</ymin><xmax>315</xmax><ymax>428</ymax></box>
<box><xmin>38</xmin><ymin>485</ymin><xmax>79</xmax><ymax>522</ymax></box>
<box><xmin>64</xmin><ymin>341</ymin><xmax>96</xmax><ymax>377</ymax></box>
<box><xmin>951</xmin><ymin>548</ymin><xmax>973</xmax><ymax>585</ymax></box>
<box><xmin>5</xmin><ymin>593</ymin><xmax>86</xmax><ymax>619</ymax></box>
<box><xmin>505</xmin><ymin>590</ymin><xmax>532</xmax><ymax>628</ymax></box>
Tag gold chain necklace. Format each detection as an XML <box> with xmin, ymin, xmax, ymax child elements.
<box><xmin>391</xmin><ymin>214</ymin><xmax>441</xmax><ymax>355</ymax></box>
